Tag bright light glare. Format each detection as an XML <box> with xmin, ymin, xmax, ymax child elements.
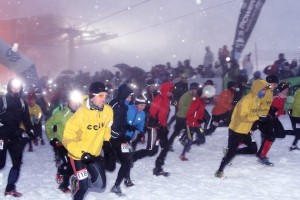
<box><xmin>70</xmin><ymin>90</ymin><xmax>82</xmax><ymax>103</ymax></box>
<box><xmin>11</xmin><ymin>79</ymin><xmax>22</xmax><ymax>88</ymax></box>
<box><xmin>196</xmin><ymin>0</ymin><xmax>202</xmax><ymax>5</ymax></box>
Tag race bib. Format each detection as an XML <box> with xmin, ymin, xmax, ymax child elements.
<box><xmin>296</xmin><ymin>123</ymin><xmax>300</xmax><ymax>129</ymax></box>
<box><xmin>0</xmin><ymin>140</ymin><xmax>3</xmax><ymax>150</ymax></box>
<box><xmin>76</xmin><ymin>168</ymin><xmax>88</xmax><ymax>180</ymax></box>
<box><xmin>121</xmin><ymin>143</ymin><xmax>131</xmax><ymax>153</ymax></box>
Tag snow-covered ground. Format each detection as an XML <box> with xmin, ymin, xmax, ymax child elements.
<box><xmin>0</xmin><ymin>106</ymin><xmax>299</xmax><ymax>200</ymax></box>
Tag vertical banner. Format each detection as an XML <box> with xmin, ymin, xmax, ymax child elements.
<box><xmin>232</xmin><ymin>0</ymin><xmax>266</xmax><ymax>61</ymax></box>
<box><xmin>0</xmin><ymin>39</ymin><xmax>39</xmax><ymax>84</ymax></box>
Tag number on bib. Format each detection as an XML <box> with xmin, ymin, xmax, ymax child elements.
<box><xmin>76</xmin><ymin>168</ymin><xmax>88</xmax><ymax>180</ymax></box>
<box><xmin>121</xmin><ymin>143</ymin><xmax>130</xmax><ymax>153</ymax></box>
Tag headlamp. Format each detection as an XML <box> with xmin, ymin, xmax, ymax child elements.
<box><xmin>70</xmin><ymin>90</ymin><xmax>82</xmax><ymax>103</ymax></box>
<box><xmin>11</xmin><ymin>79</ymin><xmax>22</xmax><ymax>88</ymax></box>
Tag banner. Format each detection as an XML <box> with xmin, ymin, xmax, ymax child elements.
<box><xmin>232</xmin><ymin>0</ymin><xmax>266</xmax><ymax>61</ymax></box>
<box><xmin>0</xmin><ymin>39</ymin><xmax>39</xmax><ymax>84</ymax></box>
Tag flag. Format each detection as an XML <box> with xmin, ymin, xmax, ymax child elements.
<box><xmin>0</xmin><ymin>39</ymin><xmax>39</xmax><ymax>84</ymax></box>
<box><xmin>232</xmin><ymin>0</ymin><xmax>266</xmax><ymax>61</ymax></box>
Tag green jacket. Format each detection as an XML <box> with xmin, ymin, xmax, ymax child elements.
<box><xmin>176</xmin><ymin>91</ymin><xmax>194</xmax><ymax>118</ymax></box>
<box><xmin>292</xmin><ymin>88</ymin><xmax>300</xmax><ymax>118</ymax></box>
<box><xmin>45</xmin><ymin>106</ymin><xmax>73</xmax><ymax>142</ymax></box>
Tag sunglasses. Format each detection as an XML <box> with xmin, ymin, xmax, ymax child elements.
<box><xmin>93</xmin><ymin>93</ymin><xmax>108</xmax><ymax>98</ymax></box>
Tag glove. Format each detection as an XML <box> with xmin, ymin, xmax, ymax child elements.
<box><xmin>102</xmin><ymin>141</ymin><xmax>112</xmax><ymax>154</ymax></box>
<box><xmin>50</xmin><ymin>138</ymin><xmax>61</xmax><ymax>147</ymax></box>
<box><xmin>259</xmin><ymin>116</ymin><xmax>268</xmax><ymax>122</ymax></box>
<box><xmin>251</xmin><ymin>120</ymin><xmax>260</xmax><ymax>131</ymax></box>
<box><xmin>147</xmin><ymin>116</ymin><xmax>160</xmax><ymax>128</ymax></box>
<box><xmin>81</xmin><ymin>152</ymin><xmax>94</xmax><ymax>164</ymax></box>
<box><xmin>19</xmin><ymin>131</ymin><xmax>30</xmax><ymax>144</ymax></box>
<box><xmin>31</xmin><ymin>117</ymin><xmax>38</xmax><ymax>124</ymax></box>
<box><xmin>268</xmin><ymin>106</ymin><xmax>278</xmax><ymax>118</ymax></box>
<box><xmin>125</xmin><ymin>124</ymin><xmax>136</xmax><ymax>132</ymax></box>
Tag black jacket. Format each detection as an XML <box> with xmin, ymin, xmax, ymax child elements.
<box><xmin>109</xmin><ymin>84</ymin><xmax>133</xmax><ymax>135</ymax></box>
<box><xmin>0</xmin><ymin>94</ymin><xmax>33</xmax><ymax>138</ymax></box>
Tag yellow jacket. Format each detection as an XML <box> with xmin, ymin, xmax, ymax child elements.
<box><xmin>258</xmin><ymin>89</ymin><xmax>273</xmax><ymax>116</ymax></box>
<box><xmin>229</xmin><ymin>80</ymin><xmax>267</xmax><ymax>134</ymax></box>
<box><xmin>28</xmin><ymin>103</ymin><xmax>42</xmax><ymax>124</ymax></box>
<box><xmin>62</xmin><ymin>99</ymin><xmax>113</xmax><ymax>160</ymax></box>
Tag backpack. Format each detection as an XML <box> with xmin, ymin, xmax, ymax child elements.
<box><xmin>0</xmin><ymin>95</ymin><xmax>25</xmax><ymax>116</ymax></box>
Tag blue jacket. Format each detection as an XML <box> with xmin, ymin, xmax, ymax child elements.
<box><xmin>125</xmin><ymin>104</ymin><xmax>145</xmax><ymax>139</ymax></box>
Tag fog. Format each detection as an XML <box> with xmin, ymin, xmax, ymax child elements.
<box><xmin>0</xmin><ymin>0</ymin><xmax>300</xmax><ymax>79</ymax></box>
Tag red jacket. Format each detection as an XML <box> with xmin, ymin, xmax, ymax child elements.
<box><xmin>272</xmin><ymin>93</ymin><xmax>286</xmax><ymax>118</ymax></box>
<box><xmin>186</xmin><ymin>97</ymin><xmax>206</xmax><ymax>128</ymax></box>
<box><xmin>149</xmin><ymin>82</ymin><xmax>174</xmax><ymax>127</ymax></box>
<box><xmin>212</xmin><ymin>89</ymin><xmax>234</xmax><ymax>115</ymax></box>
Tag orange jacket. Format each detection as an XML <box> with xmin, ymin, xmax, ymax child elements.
<box><xmin>212</xmin><ymin>89</ymin><xmax>234</xmax><ymax>115</ymax></box>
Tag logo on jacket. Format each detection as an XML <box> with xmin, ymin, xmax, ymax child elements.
<box><xmin>87</xmin><ymin>123</ymin><xmax>105</xmax><ymax>130</ymax></box>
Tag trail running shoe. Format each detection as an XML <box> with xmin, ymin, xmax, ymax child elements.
<box><xmin>124</xmin><ymin>179</ymin><xmax>135</xmax><ymax>187</ymax></box>
<box><xmin>111</xmin><ymin>185</ymin><xmax>125</xmax><ymax>196</ymax></box>
<box><xmin>153</xmin><ymin>168</ymin><xmax>170</xmax><ymax>177</ymax></box>
<box><xmin>289</xmin><ymin>145</ymin><xmax>300</xmax><ymax>151</ymax></box>
<box><xmin>179</xmin><ymin>155</ymin><xmax>188</xmax><ymax>161</ymax></box>
<box><xmin>215</xmin><ymin>170</ymin><xmax>225</xmax><ymax>179</ymax></box>
<box><xmin>258</xmin><ymin>157</ymin><xmax>274</xmax><ymax>166</ymax></box>
<box><xmin>4</xmin><ymin>190</ymin><xmax>23</xmax><ymax>197</ymax></box>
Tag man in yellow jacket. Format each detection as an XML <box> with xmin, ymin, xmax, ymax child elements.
<box><xmin>215</xmin><ymin>79</ymin><xmax>268</xmax><ymax>179</ymax></box>
<box><xmin>62</xmin><ymin>82</ymin><xmax>113</xmax><ymax>200</ymax></box>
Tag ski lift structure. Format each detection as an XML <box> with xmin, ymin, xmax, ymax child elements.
<box><xmin>0</xmin><ymin>14</ymin><xmax>118</xmax><ymax>70</ymax></box>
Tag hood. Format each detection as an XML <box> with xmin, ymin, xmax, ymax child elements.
<box><xmin>251</xmin><ymin>79</ymin><xmax>267</xmax><ymax>95</ymax></box>
<box><xmin>115</xmin><ymin>84</ymin><xmax>134</xmax><ymax>101</ymax></box>
<box><xmin>7</xmin><ymin>78</ymin><xmax>23</xmax><ymax>98</ymax></box>
<box><xmin>160</xmin><ymin>82</ymin><xmax>174</xmax><ymax>96</ymax></box>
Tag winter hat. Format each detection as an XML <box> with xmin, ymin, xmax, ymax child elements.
<box><xmin>180</xmin><ymin>73</ymin><xmax>188</xmax><ymax>79</ymax></box>
<box><xmin>266</xmin><ymin>75</ymin><xmax>279</xmax><ymax>84</ymax></box>
<box><xmin>227</xmin><ymin>81</ymin><xmax>237</xmax><ymax>89</ymax></box>
<box><xmin>277</xmin><ymin>82</ymin><xmax>290</xmax><ymax>92</ymax></box>
<box><xmin>204</xmin><ymin>79</ymin><xmax>214</xmax><ymax>86</ymax></box>
<box><xmin>88</xmin><ymin>82</ymin><xmax>107</xmax><ymax>99</ymax></box>
<box><xmin>147</xmin><ymin>79</ymin><xmax>155</xmax><ymax>86</ymax></box>
<box><xmin>189</xmin><ymin>82</ymin><xmax>199</xmax><ymax>90</ymax></box>
<box><xmin>135</xmin><ymin>94</ymin><xmax>147</xmax><ymax>105</ymax></box>
<box><xmin>197</xmin><ymin>87</ymin><xmax>203</xmax><ymax>97</ymax></box>
<box><xmin>253</xmin><ymin>71</ymin><xmax>261</xmax><ymax>79</ymax></box>
<box><xmin>27</xmin><ymin>92</ymin><xmax>37</xmax><ymax>101</ymax></box>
